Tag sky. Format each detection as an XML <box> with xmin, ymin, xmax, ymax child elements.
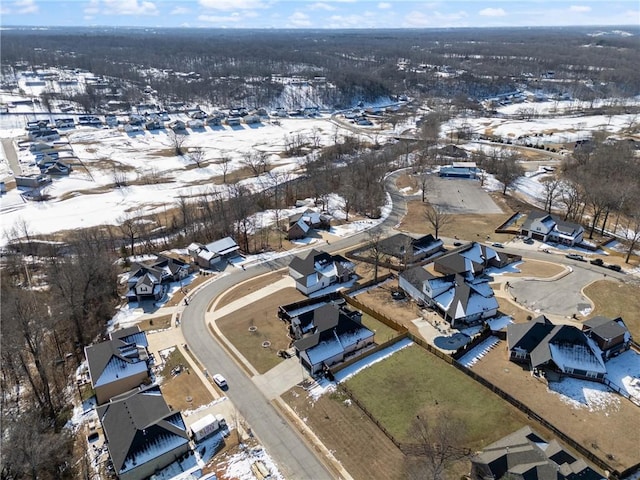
<box><xmin>1</xmin><ymin>0</ymin><xmax>639</xmax><ymax>29</ymax></box>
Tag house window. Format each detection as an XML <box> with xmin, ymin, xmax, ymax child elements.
<box><xmin>586</xmin><ymin>370</ymin><xmax>598</xmax><ymax>378</ymax></box>
<box><xmin>565</xmin><ymin>367</ymin><xmax>574</xmax><ymax>375</ymax></box>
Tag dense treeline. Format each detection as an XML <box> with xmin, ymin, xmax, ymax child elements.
<box><xmin>2</xmin><ymin>26</ymin><xmax>639</xmax><ymax>110</ymax></box>
<box><xmin>1</xmin><ymin>230</ymin><xmax>120</xmax><ymax>480</ymax></box>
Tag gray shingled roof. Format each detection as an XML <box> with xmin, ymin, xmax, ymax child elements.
<box><xmin>97</xmin><ymin>385</ymin><xmax>188</xmax><ymax>475</ymax></box>
<box><xmin>471</xmin><ymin>426</ymin><xmax>604</xmax><ymax>480</ymax></box>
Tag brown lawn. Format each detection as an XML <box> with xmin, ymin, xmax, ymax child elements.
<box><xmin>216</xmin><ymin>287</ymin><xmax>305</xmax><ymax>374</ymax></box>
<box><xmin>508</xmin><ymin>259</ymin><xmax>566</xmax><ymax>278</ymax></box>
<box><xmin>214</xmin><ymin>271</ymin><xmax>287</xmax><ymax>310</ymax></box>
<box><xmin>138</xmin><ymin>314</ymin><xmax>173</xmax><ymax>331</ymax></box>
<box><xmin>159</xmin><ymin>349</ymin><xmax>214</xmax><ymax>412</ymax></box>
<box><xmin>398</xmin><ymin>200</ymin><xmax>514</xmax><ymax>243</ymax></box>
<box><xmin>282</xmin><ymin>387</ymin><xmax>406</xmax><ymax>480</ymax></box>
<box><xmin>472</xmin><ymin>341</ymin><xmax>640</xmax><ymax>473</ymax></box>
<box><xmin>584</xmin><ymin>279</ymin><xmax>640</xmax><ymax>339</ymax></box>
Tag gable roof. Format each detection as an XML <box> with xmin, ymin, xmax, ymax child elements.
<box><xmin>85</xmin><ymin>327</ymin><xmax>149</xmax><ymax>388</ymax></box>
<box><xmin>289</xmin><ymin>249</ymin><xmax>348</xmax><ymax>278</ymax></box>
<box><xmin>583</xmin><ymin>316</ymin><xmax>628</xmax><ymax>342</ymax></box>
<box><xmin>522</xmin><ymin>209</ymin><xmax>584</xmax><ymax>238</ymax></box>
<box><xmin>472</xmin><ymin>426</ymin><xmax>604</xmax><ymax>480</ymax></box>
<box><xmin>97</xmin><ymin>385</ymin><xmax>189</xmax><ymax>475</ymax></box>
<box><xmin>508</xmin><ymin>317</ymin><xmax>606</xmax><ymax>374</ymax></box>
<box><xmin>204</xmin><ymin>236</ymin><xmax>239</xmax><ymax>256</ymax></box>
<box><xmin>378</xmin><ymin>233</ymin><xmax>442</xmax><ymax>259</ymax></box>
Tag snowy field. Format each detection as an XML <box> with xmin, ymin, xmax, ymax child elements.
<box><xmin>0</xmin><ymin>116</ymin><xmax>340</xmax><ymax>238</ymax></box>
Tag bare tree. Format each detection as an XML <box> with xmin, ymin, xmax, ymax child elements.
<box><xmin>423</xmin><ymin>203</ymin><xmax>452</xmax><ymax>239</ymax></box>
<box><xmin>168</xmin><ymin>130</ymin><xmax>187</xmax><ymax>156</ymax></box>
<box><xmin>219</xmin><ymin>155</ymin><xmax>232</xmax><ymax>183</ymax></box>
<box><xmin>540</xmin><ymin>176</ymin><xmax>562</xmax><ymax>213</ymax></box>
<box><xmin>405</xmin><ymin>409</ymin><xmax>470</xmax><ymax>480</ymax></box>
<box><xmin>493</xmin><ymin>152</ymin><xmax>524</xmax><ymax>195</ymax></box>
<box><xmin>366</xmin><ymin>229</ymin><xmax>386</xmax><ymax>282</ymax></box>
<box><xmin>117</xmin><ymin>211</ymin><xmax>144</xmax><ymax>256</ymax></box>
<box><xmin>189</xmin><ymin>146</ymin><xmax>205</xmax><ymax>168</ymax></box>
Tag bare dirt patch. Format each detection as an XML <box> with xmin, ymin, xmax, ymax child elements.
<box><xmin>495</xmin><ymin>297</ymin><xmax>536</xmax><ymax>324</ymax></box>
<box><xmin>216</xmin><ymin>287</ymin><xmax>305</xmax><ymax>373</ymax></box>
<box><xmin>472</xmin><ymin>341</ymin><xmax>640</xmax><ymax>472</ymax></box>
<box><xmin>282</xmin><ymin>387</ymin><xmax>405</xmax><ymax>480</ymax></box>
<box><xmin>584</xmin><ymin>280</ymin><xmax>640</xmax><ymax>338</ymax></box>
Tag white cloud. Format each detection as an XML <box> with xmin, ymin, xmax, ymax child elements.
<box><xmin>171</xmin><ymin>6</ymin><xmax>191</xmax><ymax>15</ymax></box>
<box><xmin>84</xmin><ymin>0</ymin><xmax>100</xmax><ymax>16</ymax></box>
<box><xmin>404</xmin><ymin>10</ymin><xmax>431</xmax><ymax>27</ymax></box>
<box><xmin>310</xmin><ymin>2</ymin><xmax>336</xmax><ymax>11</ymax></box>
<box><xmin>198</xmin><ymin>13</ymin><xmax>242</xmax><ymax>23</ymax></box>
<box><xmin>479</xmin><ymin>7</ymin><xmax>506</xmax><ymax>17</ymax></box>
<box><xmin>14</xmin><ymin>0</ymin><xmax>38</xmax><ymax>14</ymax></box>
<box><xmin>378</xmin><ymin>2</ymin><xmax>391</xmax><ymax>9</ymax></box>
<box><xmin>199</xmin><ymin>0</ymin><xmax>267</xmax><ymax>11</ymax></box>
<box><xmin>288</xmin><ymin>11</ymin><xmax>311</xmax><ymax>27</ymax></box>
<box><xmin>102</xmin><ymin>0</ymin><xmax>159</xmax><ymax>16</ymax></box>
<box><xmin>569</xmin><ymin>5</ymin><xmax>591</xmax><ymax>13</ymax></box>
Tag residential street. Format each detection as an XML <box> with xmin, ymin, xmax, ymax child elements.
<box><xmin>179</xmin><ymin>170</ymin><xmax>408</xmax><ymax>479</ymax></box>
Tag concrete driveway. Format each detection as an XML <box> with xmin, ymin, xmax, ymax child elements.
<box><xmin>425</xmin><ymin>177</ymin><xmax>503</xmax><ymax>214</ymax></box>
<box><xmin>508</xmin><ymin>265</ymin><xmax>605</xmax><ymax>318</ymax></box>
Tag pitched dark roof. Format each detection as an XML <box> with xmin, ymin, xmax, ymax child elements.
<box><xmin>400</xmin><ymin>265</ymin><xmax>436</xmax><ymax>289</ymax></box>
<box><xmin>472</xmin><ymin>426</ymin><xmax>604</xmax><ymax>480</ymax></box>
<box><xmin>378</xmin><ymin>233</ymin><xmax>442</xmax><ymax>258</ymax></box>
<box><xmin>583</xmin><ymin>316</ymin><xmax>628</xmax><ymax>342</ymax></box>
<box><xmin>522</xmin><ymin>209</ymin><xmax>583</xmax><ymax>236</ymax></box>
<box><xmin>97</xmin><ymin>385</ymin><xmax>189</xmax><ymax>475</ymax></box>
<box><xmin>289</xmin><ymin>248</ymin><xmax>334</xmax><ymax>277</ymax></box>
<box><xmin>293</xmin><ymin>303</ymin><xmax>365</xmax><ymax>352</ymax></box>
<box><xmin>507</xmin><ymin>315</ymin><xmax>554</xmax><ymax>352</ymax></box>
<box><xmin>85</xmin><ymin>327</ymin><xmax>148</xmax><ymax>386</ymax></box>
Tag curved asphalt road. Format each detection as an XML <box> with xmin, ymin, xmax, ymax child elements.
<box><xmin>180</xmin><ymin>171</ymin><xmax>407</xmax><ymax>479</ymax></box>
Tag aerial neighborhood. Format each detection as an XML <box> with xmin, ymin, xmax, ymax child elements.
<box><xmin>1</xmin><ymin>21</ymin><xmax>639</xmax><ymax>480</ymax></box>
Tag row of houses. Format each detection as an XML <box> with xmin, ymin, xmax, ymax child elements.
<box><xmin>84</xmin><ymin>327</ymin><xmax>191</xmax><ymax>480</ymax></box>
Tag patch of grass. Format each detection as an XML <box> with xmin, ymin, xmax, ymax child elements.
<box><xmin>217</xmin><ymin>287</ymin><xmax>305</xmax><ymax>373</ymax></box>
<box><xmin>138</xmin><ymin>314</ymin><xmax>172</xmax><ymax>331</ymax></box>
<box><xmin>507</xmin><ymin>259</ymin><xmax>566</xmax><ymax>278</ymax></box>
<box><xmin>282</xmin><ymin>386</ymin><xmax>405</xmax><ymax>480</ymax></box>
<box><xmin>345</xmin><ymin>344</ymin><xmax>525</xmax><ymax>448</ymax></box>
<box><xmin>215</xmin><ymin>272</ymin><xmax>286</xmax><ymax>310</ymax></box>
<box><xmin>584</xmin><ymin>279</ymin><xmax>640</xmax><ymax>338</ymax></box>
<box><xmin>360</xmin><ymin>313</ymin><xmax>400</xmax><ymax>344</ymax></box>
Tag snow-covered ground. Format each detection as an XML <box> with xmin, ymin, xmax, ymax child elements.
<box><xmin>457</xmin><ymin>336</ymin><xmax>501</xmax><ymax>368</ymax></box>
<box><xmin>548</xmin><ymin>377</ymin><xmax>621</xmax><ymax>412</ymax></box>
<box><xmin>604</xmin><ymin>350</ymin><xmax>640</xmax><ymax>402</ymax></box>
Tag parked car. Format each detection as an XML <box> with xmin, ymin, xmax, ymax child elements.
<box><xmin>491</xmin><ymin>242</ymin><xmax>504</xmax><ymax>248</ymax></box>
<box><xmin>213</xmin><ymin>374</ymin><xmax>228</xmax><ymax>389</ymax></box>
<box><xmin>606</xmin><ymin>264</ymin><xmax>622</xmax><ymax>272</ymax></box>
<box><xmin>565</xmin><ymin>253</ymin><xmax>585</xmax><ymax>261</ymax></box>
<box><xmin>523</xmin><ymin>238</ymin><xmax>534</xmax><ymax>245</ymax></box>
<box><xmin>453</xmin><ymin>241</ymin><xmax>463</xmax><ymax>247</ymax></box>
<box><xmin>590</xmin><ymin>258</ymin><xmax>604</xmax><ymax>266</ymax></box>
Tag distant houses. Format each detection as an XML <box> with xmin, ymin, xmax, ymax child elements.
<box><xmin>288</xmin><ymin>249</ymin><xmax>355</xmax><ymax>296</ymax></box>
<box><xmin>287</xmin><ymin>209</ymin><xmax>331</xmax><ymax>240</ymax></box>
